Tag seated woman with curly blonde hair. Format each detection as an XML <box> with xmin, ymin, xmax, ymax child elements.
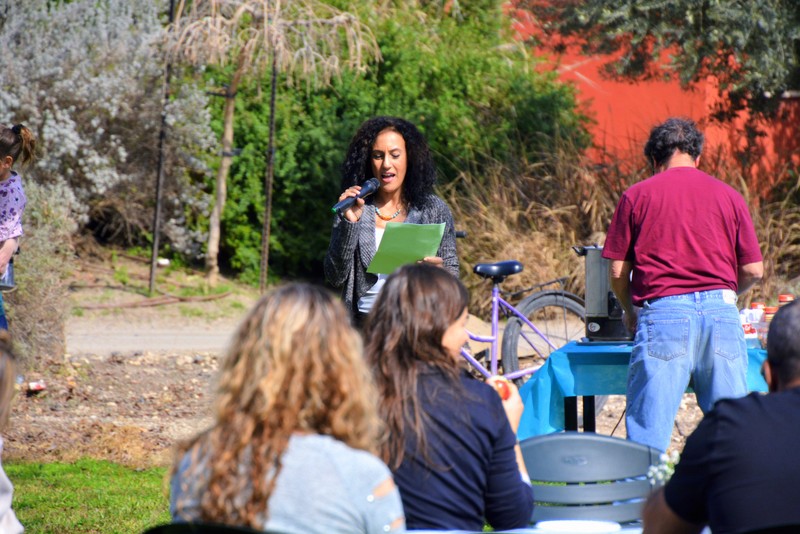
<box><xmin>170</xmin><ymin>283</ymin><xmax>405</xmax><ymax>533</ymax></box>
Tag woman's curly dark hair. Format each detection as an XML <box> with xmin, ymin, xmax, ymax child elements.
<box><xmin>644</xmin><ymin>117</ymin><xmax>705</xmax><ymax>169</ymax></box>
<box><xmin>340</xmin><ymin>116</ymin><xmax>437</xmax><ymax>208</ymax></box>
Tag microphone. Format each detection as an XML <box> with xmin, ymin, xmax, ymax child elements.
<box><xmin>331</xmin><ymin>177</ymin><xmax>381</xmax><ymax>214</ymax></box>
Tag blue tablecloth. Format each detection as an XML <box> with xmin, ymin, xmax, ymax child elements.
<box><xmin>518</xmin><ymin>341</ymin><xmax>768</xmax><ymax>440</ymax></box>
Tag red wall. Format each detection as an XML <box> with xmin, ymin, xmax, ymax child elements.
<box><xmin>511</xmin><ymin>9</ymin><xmax>800</xmax><ymax>198</ymax></box>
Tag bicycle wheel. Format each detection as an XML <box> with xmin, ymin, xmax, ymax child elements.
<box><xmin>501</xmin><ymin>291</ymin><xmax>586</xmax><ymax>381</ymax></box>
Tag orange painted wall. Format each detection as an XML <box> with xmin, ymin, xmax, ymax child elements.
<box><xmin>552</xmin><ymin>51</ymin><xmax>712</xmax><ymax>164</ymax></box>
<box><xmin>511</xmin><ymin>9</ymin><xmax>800</xmax><ymax>197</ymax></box>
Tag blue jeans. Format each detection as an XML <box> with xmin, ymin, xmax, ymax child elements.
<box><xmin>0</xmin><ymin>292</ymin><xmax>7</xmax><ymax>330</ymax></box>
<box><xmin>626</xmin><ymin>289</ymin><xmax>747</xmax><ymax>451</ymax></box>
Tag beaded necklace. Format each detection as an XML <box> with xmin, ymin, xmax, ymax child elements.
<box><xmin>374</xmin><ymin>204</ymin><xmax>403</xmax><ymax>221</ymax></box>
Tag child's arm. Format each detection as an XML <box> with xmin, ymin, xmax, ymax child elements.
<box><xmin>0</xmin><ymin>239</ymin><xmax>18</xmax><ymax>275</ymax></box>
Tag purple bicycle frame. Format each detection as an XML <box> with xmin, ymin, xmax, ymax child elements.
<box><xmin>461</xmin><ymin>283</ymin><xmax>559</xmax><ymax>380</ymax></box>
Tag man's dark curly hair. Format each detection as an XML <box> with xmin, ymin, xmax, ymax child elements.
<box><xmin>644</xmin><ymin>117</ymin><xmax>705</xmax><ymax>169</ymax></box>
<box><xmin>340</xmin><ymin>116</ymin><xmax>437</xmax><ymax>208</ymax></box>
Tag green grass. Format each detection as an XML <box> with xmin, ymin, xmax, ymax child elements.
<box><xmin>6</xmin><ymin>459</ymin><xmax>170</xmax><ymax>533</ymax></box>
<box><xmin>228</xmin><ymin>301</ymin><xmax>246</xmax><ymax>312</ymax></box>
<box><xmin>173</xmin><ymin>283</ymin><xmax>232</xmax><ymax>299</ymax></box>
<box><xmin>113</xmin><ymin>265</ymin><xmax>131</xmax><ymax>286</ymax></box>
<box><xmin>178</xmin><ymin>305</ymin><xmax>206</xmax><ymax>318</ymax></box>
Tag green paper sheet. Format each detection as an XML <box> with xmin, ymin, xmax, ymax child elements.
<box><xmin>367</xmin><ymin>222</ymin><xmax>446</xmax><ymax>274</ymax></box>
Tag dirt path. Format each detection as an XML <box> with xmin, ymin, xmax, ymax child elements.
<box><xmin>7</xmin><ymin>347</ymin><xmax>218</xmax><ymax>467</ymax></box>
<box><xmin>5</xmin><ymin>256</ymin><xmax>257</xmax><ymax>467</ymax></box>
<box><xmin>66</xmin><ymin>316</ymin><xmax>238</xmax><ymax>356</ymax></box>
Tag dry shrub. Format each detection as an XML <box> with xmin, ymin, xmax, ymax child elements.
<box><xmin>5</xmin><ymin>181</ymin><xmax>76</xmax><ymax>366</ymax></box>
<box><xmin>741</xmin><ymin>174</ymin><xmax>800</xmax><ymax>304</ymax></box>
<box><xmin>443</xmin><ymin>139</ymin><xmax>625</xmax><ymax>316</ymax></box>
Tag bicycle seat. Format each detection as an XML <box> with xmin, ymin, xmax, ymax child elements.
<box><xmin>473</xmin><ymin>260</ymin><xmax>523</xmax><ymax>281</ymax></box>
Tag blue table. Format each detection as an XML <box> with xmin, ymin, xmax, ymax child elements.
<box><xmin>518</xmin><ymin>341</ymin><xmax>768</xmax><ymax>440</ymax></box>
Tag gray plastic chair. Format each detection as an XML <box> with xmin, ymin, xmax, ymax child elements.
<box><xmin>520</xmin><ymin>431</ymin><xmax>662</xmax><ymax>524</ymax></box>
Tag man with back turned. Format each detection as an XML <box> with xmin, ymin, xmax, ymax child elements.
<box><xmin>602</xmin><ymin>117</ymin><xmax>763</xmax><ymax>452</ymax></box>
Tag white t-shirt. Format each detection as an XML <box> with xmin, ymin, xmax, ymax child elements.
<box><xmin>357</xmin><ymin>226</ymin><xmax>388</xmax><ymax>314</ymax></box>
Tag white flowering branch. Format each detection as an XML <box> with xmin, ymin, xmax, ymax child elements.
<box><xmin>647</xmin><ymin>450</ymin><xmax>681</xmax><ymax>486</ymax></box>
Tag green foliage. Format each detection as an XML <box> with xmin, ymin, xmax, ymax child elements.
<box><xmin>368</xmin><ymin>5</ymin><xmax>588</xmax><ymax>177</ymax></box>
<box><xmin>204</xmin><ymin>78</ymin><xmax>354</xmax><ymax>283</ymax></box>
<box><xmin>520</xmin><ymin>0</ymin><xmax>800</xmax><ymax>118</ymax></box>
<box><xmin>178</xmin><ymin>305</ymin><xmax>205</xmax><ymax>318</ymax></box>
<box><xmin>112</xmin><ymin>265</ymin><xmax>130</xmax><ymax>286</ymax></box>
<box><xmin>6</xmin><ymin>459</ymin><xmax>169</xmax><ymax>533</ymax></box>
<box><xmin>206</xmin><ymin>2</ymin><xmax>589</xmax><ymax>282</ymax></box>
<box><xmin>174</xmin><ymin>282</ymin><xmax>231</xmax><ymax>298</ymax></box>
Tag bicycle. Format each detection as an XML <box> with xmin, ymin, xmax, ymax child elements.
<box><xmin>461</xmin><ymin>259</ymin><xmax>586</xmax><ymax>386</ymax></box>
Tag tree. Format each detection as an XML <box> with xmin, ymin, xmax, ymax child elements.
<box><xmin>166</xmin><ymin>0</ymin><xmax>379</xmax><ymax>288</ymax></box>
<box><xmin>518</xmin><ymin>0</ymin><xmax>800</xmax><ymax>119</ymax></box>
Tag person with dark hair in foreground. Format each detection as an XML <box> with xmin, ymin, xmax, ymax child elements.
<box><xmin>364</xmin><ymin>264</ymin><xmax>533</xmax><ymax>531</ymax></box>
<box><xmin>643</xmin><ymin>301</ymin><xmax>800</xmax><ymax>534</ymax></box>
<box><xmin>324</xmin><ymin>116</ymin><xmax>458</xmax><ymax>326</ymax></box>
<box><xmin>603</xmin><ymin>117</ymin><xmax>763</xmax><ymax>451</ymax></box>
<box><xmin>170</xmin><ymin>283</ymin><xmax>405</xmax><ymax>533</ymax></box>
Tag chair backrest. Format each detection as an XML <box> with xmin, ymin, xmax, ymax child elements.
<box><xmin>141</xmin><ymin>523</ymin><xmax>274</xmax><ymax>534</ymax></box>
<box><xmin>520</xmin><ymin>431</ymin><xmax>662</xmax><ymax>524</ymax></box>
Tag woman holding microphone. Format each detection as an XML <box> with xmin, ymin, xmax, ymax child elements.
<box><xmin>324</xmin><ymin>116</ymin><xmax>458</xmax><ymax>326</ymax></box>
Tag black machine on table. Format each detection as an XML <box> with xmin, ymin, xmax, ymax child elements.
<box><xmin>574</xmin><ymin>245</ymin><xmax>632</xmax><ymax>343</ymax></box>
<box><xmin>569</xmin><ymin>245</ymin><xmax>632</xmax><ymax>432</ymax></box>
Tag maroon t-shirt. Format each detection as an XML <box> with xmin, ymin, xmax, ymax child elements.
<box><xmin>602</xmin><ymin>166</ymin><xmax>762</xmax><ymax>306</ymax></box>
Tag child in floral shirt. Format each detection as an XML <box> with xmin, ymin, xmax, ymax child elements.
<box><xmin>0</xmin><ymin>124</ymin><xmax>34</xmax><ymax>330</ymax></box>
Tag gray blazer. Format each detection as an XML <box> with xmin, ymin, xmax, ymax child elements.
<box><xmin>324</xmin><ymin>194</ymin><xmax>459</xmax><ymax>314</ymax></box>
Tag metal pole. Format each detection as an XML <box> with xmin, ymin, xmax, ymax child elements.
<box><xmin>149</xmin><ymin>0</ymin><xmax>176</xmax><ymax>294</ymax></box>
<box><xmin>259</xmin><ymin>47</ymin><xmax>278</xmax><ymax>294</ymax></box>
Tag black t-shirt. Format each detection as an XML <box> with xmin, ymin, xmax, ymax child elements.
<box><xmin>392</xmin><ymin>369</ymin><xmax>534</xmax><ymax>531</ymax></box>
<box><xmin>665</xmin><ymin>388</ymin><xmax>800</xmax><ymax>533</ymax></box>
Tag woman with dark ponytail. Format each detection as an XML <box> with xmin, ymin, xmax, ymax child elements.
<box><xmin>0</xmin><ymin>124</ymin><xmax>34</xmax><ymax>330</ymax></box>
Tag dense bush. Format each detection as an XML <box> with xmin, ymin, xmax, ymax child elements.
<box><xmin>0</xmin><ymin>0</ymin><xmax>591</xmax><ymax>286</ymax></box>
<box><xmin>4</xmin><ymin>0</ymin><xmax>789</xmax><ymax>310</ymax></box>
<box><xmin>0</xmin><ymin>0</ymin><xmax>216</xmax><ymax>255</ymax></box>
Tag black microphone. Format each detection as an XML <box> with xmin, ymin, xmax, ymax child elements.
<box><xmin>331</xmin><ymin>177</ymin><xmax>381</xmax><ymax>214</ymax></box>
